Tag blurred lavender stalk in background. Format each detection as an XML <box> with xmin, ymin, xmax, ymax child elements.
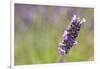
<box><xmin>58</xmin><ymin>15</ymin><xmax>86</xmax><ymax>63</ymax></box>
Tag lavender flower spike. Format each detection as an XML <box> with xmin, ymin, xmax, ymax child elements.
<box><xmin>58</xmin><ymin>15</ymin><xmax>86</xmax><ymax>61</ymax></box>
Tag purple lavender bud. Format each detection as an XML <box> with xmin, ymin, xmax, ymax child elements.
<box><xmin>64</xmin><ymin>35</ymin><xmax>68</xmax><ymax>40</ymax></box>
<box><xmin>72</xmin><ymin>14</ymin><xmax>77</xmax><ymax>21</ymax></box>
<box><xmin>80</xmin><ymin>18</ymin><xmax>86</xmax><ymax>24</ymax></box>
<box><xmin>63</xmin><ymin>31</ymin><xmax>68</xmax><ymax>40</ymax></box>
<box><xmin>58</xmin><ymin>44</ymin><xmax>66</xmax><ymax>55</ymax></box>
<box><xmin>73</xmin><ymin>41</ymin><xmax>78</xmax><ymax>46</ymax></box>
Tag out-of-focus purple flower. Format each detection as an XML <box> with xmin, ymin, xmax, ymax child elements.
<box><xmin>58</xmin><ymin>15</ymin><xmax>86</xmax><ymax>56</ymax></box>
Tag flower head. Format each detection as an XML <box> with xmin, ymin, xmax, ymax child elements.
<box><xmin>58</xmin><ymin>15</ymin><xmax>86</xmax><ymax>56</ymax></box>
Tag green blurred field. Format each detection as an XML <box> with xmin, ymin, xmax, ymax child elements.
<box><xmin>14</xmin><ymin>4</ymin><xmax>94</xmax><ymax>65</ymax></box>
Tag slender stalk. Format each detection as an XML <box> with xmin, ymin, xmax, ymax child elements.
<box><xmin>59</xmin><ymin>55</ymin><xmax>65</xmax><ymax>63</ymax></box>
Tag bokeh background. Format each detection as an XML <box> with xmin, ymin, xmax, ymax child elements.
<box><xmin>14</xmin><ymin>4</ymin><xmax>94</xmax><ymax>65</ymax></box>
